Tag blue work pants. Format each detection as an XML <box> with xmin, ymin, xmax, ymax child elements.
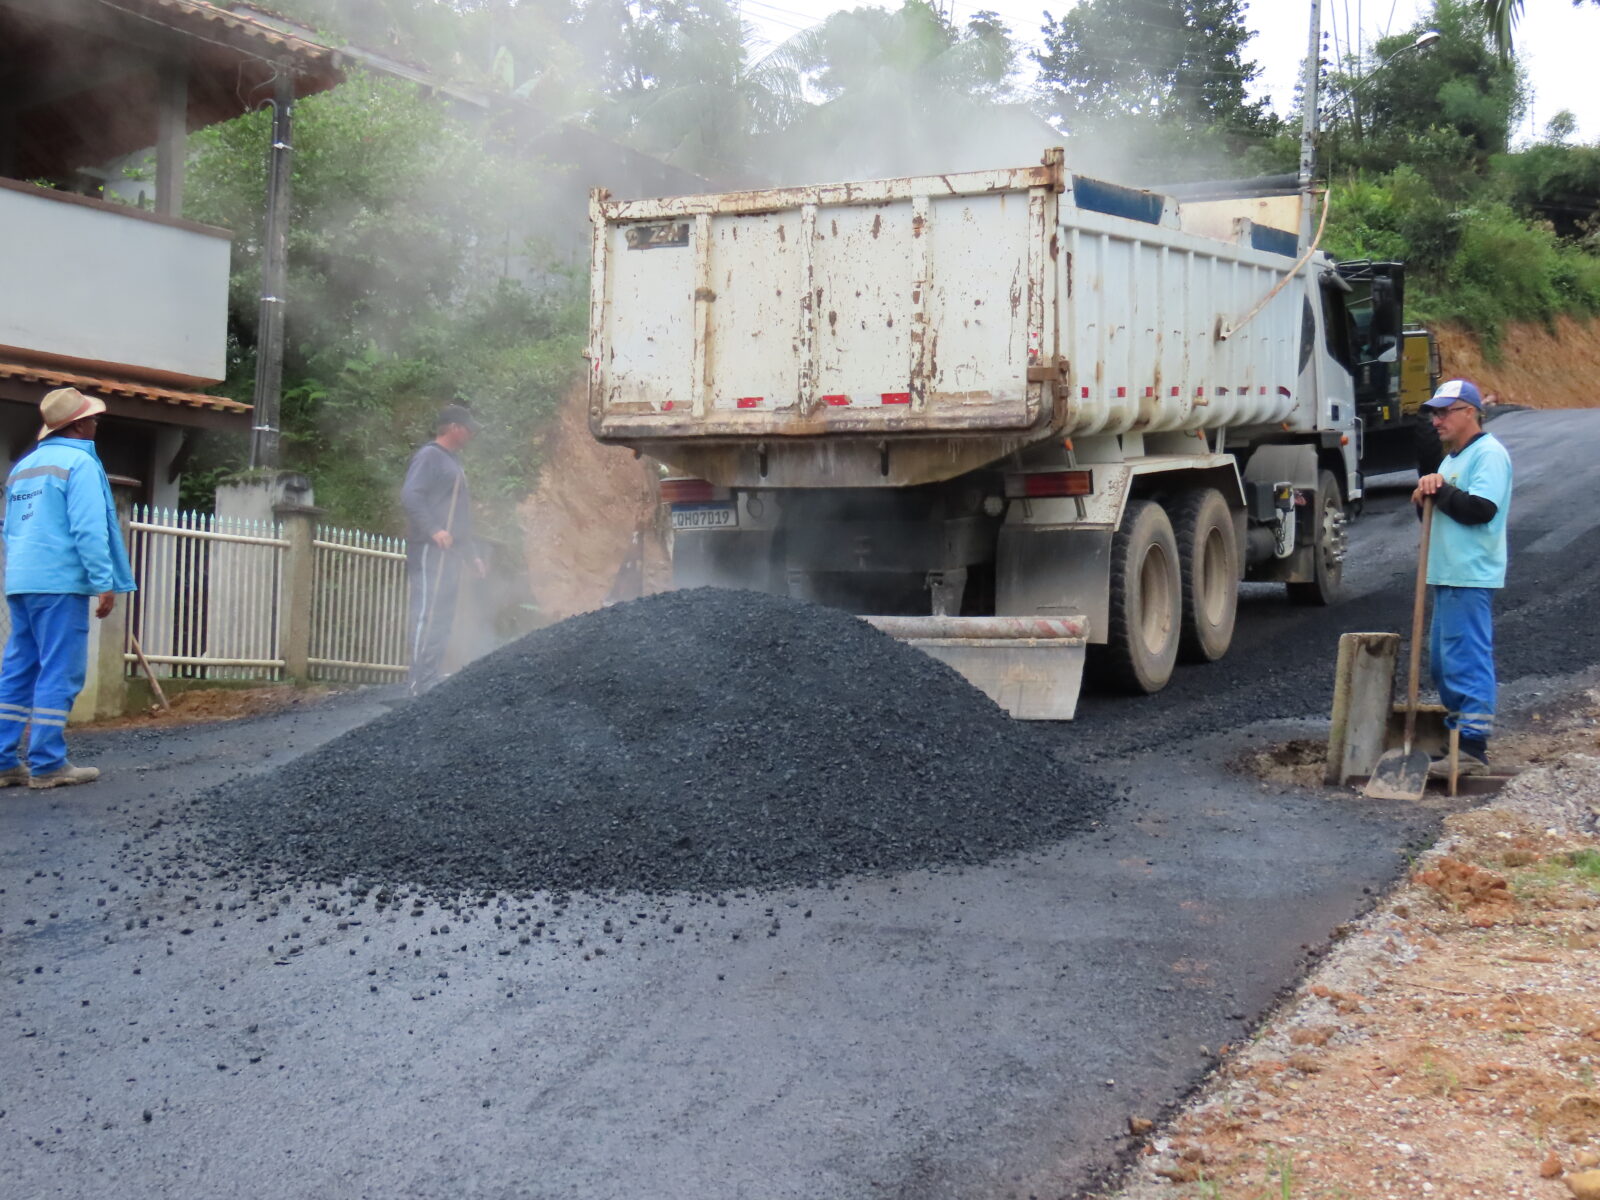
<box><xmin>0</xmin><ymin>593</ymin><xmax>91</xmax><ymax>773</ymax></box>
<box><xmin>1429</xmin><ymin>585</ymin><xmax>1496</xmax><ymax>744</ymax></box>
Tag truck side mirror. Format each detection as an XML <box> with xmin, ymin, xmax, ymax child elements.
<box><xmin>1376</xmin><ymin>346</ymin><xmax>1399</xmax><ymax>364</ymax></box>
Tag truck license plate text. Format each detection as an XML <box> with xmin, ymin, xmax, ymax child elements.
<box><xmin>671</xmin><ymin>505</ymin><xmax>738</xmax><ymax>531</ymax></box>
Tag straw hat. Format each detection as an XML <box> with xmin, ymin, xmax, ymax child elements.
<box><xmin>38</xmin><ymin>387</ymin><xmax>107</xmax><ymax>440</ymax></box>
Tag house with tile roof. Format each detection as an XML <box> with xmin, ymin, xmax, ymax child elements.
<box><xmin>0</xmin><ymin>0</ymin><xmax>346</xmax><ymax>502</ymax></box>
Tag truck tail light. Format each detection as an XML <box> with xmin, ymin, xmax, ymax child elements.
<box><xmin>1008</xmin><ymin>471</ymin><xmax>1094</xmax><ymax>498</ymax></box>
<box><xmin>660</xmin><ymin>479</ymin><xmax>717</xmax><ymax>504</ymax></box>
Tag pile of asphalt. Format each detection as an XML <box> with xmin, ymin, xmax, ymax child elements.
<box><xmin>201</xmin><ymin>588</ymin><xmax>1107</xmax><ymax>897</ymax></box>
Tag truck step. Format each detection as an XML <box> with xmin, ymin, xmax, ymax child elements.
<box><xmin>862</xmin><ymin>615</ymin><xmax>1089</xmax><ymax>721</ymax></box>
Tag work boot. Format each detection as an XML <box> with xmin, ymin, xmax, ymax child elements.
<box><xmin>1428</xmin><ymin>752</ymin><xmax>1487</xmax><ymax>779</ymax></box>
<box><xmin>28</xmin><ymin>764</ymin><xmax>100</xmax><ymax>790</ymax></box>
<box><xmin>0</xmin><ymin>764</ymin><xmax>29</xmax><ymax>787</ymax></box>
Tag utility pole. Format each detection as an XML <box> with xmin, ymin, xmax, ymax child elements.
<box><xmin>1298</xmin><ymin>0</ymin><xmax>1323</xmax><ymax>247</ymax></box>
<box><xmin>250</xmin><ymin>67</ymin><xmax>294</xmax><ymax>469</ymax></box>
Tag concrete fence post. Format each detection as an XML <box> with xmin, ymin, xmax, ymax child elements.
<box><xmin>71</xmin><ymin>480</ymin><xmax>136</xmax><ymax>723</ymax></box>
<box><xmin>274</xmin><ymin>502</ymin><xmax>322</xmax><ymax>682</ymax></box>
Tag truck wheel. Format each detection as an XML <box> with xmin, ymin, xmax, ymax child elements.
<box><xmin>1287</xmin><ymin>469</ymin><xmax>1346</xmax><ymax>607</ymax></box>
<box><xmin>1172</xmin><ymin>488</ymin><xmax>1239</xmax><ymax>663</ymax></box>
<box><xmin>1092</xmin><ymin>499</ymin><xmax>1181</xmax><ymax>694</ymax></box>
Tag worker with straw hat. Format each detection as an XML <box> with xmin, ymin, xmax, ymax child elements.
<box><xmin>0</xmin><ymin>387</ymin><xmax>136</xmax><ymax>789</ymax></box>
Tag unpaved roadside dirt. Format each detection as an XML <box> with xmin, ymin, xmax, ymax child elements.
<box><xmin>517</xmin><ymin>386</ymin><xmax>668</xmax><ymax>621</ymax></box>
<box><xmin>1435</xmin><ymin>316</ymin><xmax>1600</xmax><ymax>412</ymax></box>
<box><xmin>92</xmin><ymin>684</ymin><xmax>349</xmax><ymax>728</ymax></box>
<box><xmin>1105</xmin><ymin>697</ymin><xmax>1600</xmax><ymax>1200</ymax></box>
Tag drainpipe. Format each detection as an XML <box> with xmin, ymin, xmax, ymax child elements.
<box><xmin>250</xmin><ymin>66</ymin><xmax>294</xmax><ymax>469</ymax></box>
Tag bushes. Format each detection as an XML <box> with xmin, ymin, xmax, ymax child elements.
<box><xmin>1326</xmin><ymin>165</ymin><xmax>1600</xmax><ymax>351</ymax></box>
<box><xmin>184</xmin><ymin>72</ymin><xmax>586</xmax><ymax>531</ymax></box>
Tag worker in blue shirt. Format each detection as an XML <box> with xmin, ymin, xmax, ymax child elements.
<box><xmin>1411</xmin><ymin>380</ymin><xmax>1512</xmax><ymax>778</ymax></box>
<box><xmin>0</xmin><ymin>388</ymin><xmax>137</xmax><ymax>789</ymax></box>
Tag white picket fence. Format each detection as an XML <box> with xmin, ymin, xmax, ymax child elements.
<box><xmin>308</xmin><ymin>525</ymin><xmax>409</xmax><ymax>682</ymax></box>
<box><xmin>125</xmin><ymin>506</ymin><xmax>408</xmax><ymax>684</ymax></box>
<box><xmin>126</xmin><ymin>507</ymin><xmax>287</xmax><ymax>679</ymax></box>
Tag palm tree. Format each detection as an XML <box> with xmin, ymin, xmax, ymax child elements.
<box><xmin>1477</xmin><ymin>0</ymin><xmax>1599</xmax><ymax>62</ymax></box>
<box><xmin>1476</xmin><ymin>0</ymin><xmax>1522</xmax><ymax>59</ymax></box>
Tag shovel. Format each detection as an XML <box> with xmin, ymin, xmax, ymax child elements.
<box><xmin>1365</xmin><ymin>497</ymin><xmax>1434</xmax><ymax>800</ymax></box>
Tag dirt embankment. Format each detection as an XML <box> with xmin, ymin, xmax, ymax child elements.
<box><xmin>1436</xmin><ymin>316</ymin><xmax>1600</xmax><ymax>409</ymax></box>
<box><xmin>517</xmin><ymin>386</ymin><xmax>668</xmax><ymax>622</ymax></box>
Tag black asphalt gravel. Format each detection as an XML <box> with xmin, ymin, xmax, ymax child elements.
<box><xmin>197</xmin><ymin>588</ymin><xmax>1111</xmax><ymax>897</ymax></box>
<box><xmin>8</xmin><ymin>409</ymin><xmax>1595</xmax><ymax>1200</ymax></box>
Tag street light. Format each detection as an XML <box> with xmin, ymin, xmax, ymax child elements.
<box><xmin>1333</xmin><ymin>29</ymin><xmax>1441</xmax><ymax>137</ymax></box>
<box><xmin>1298</xmin><ymin>0</ymin><xmax>1441</xmax><ymax>241</ymax></box>
<box><xmin>1348</xmin><ymin>31</ymin><xmax>1443</xmax><ymax>99</ymax></box>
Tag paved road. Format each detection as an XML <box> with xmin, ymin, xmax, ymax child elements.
<box><xmin>3</xmin><ymin>409</ymin><xmax>1596</xmax><ymax>1200</ymax></box>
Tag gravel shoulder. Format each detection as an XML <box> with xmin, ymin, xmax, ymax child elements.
<box><xmin>1103</xmin><ymin>692</ymin><xmax>1600</xmax><ymax>1200</ymax></box>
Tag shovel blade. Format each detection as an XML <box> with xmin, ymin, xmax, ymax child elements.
<box><xmin>1363</xmin><ymin>747</ymin><xmax>1430</xmax><ymax>800</ymax></box>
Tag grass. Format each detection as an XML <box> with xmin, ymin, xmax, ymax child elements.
<box><xmin>1513</xmin><ymin>850</ymin><xmax>1600</xmax><ymax>902</ymax></box>
<box><xmin>1564</xmin><ymin>849</ymin><xmax>1600</xmax><ymax>885</ymax></box>
<box><xmin>1418</xmin><ymin>1053</ymin><xmax>1463</xmax><ymax>1099</ymax></box>
<box><xmin>1189</xmin><ymin>1152</ymin><xmax>1309</xmax><ymax>1199</ymax></box>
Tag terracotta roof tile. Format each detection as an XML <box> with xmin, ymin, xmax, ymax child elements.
<box><xmin>104</xmin><ymin>0</ymin><xmax>342</xmax><ymax>72</ymax></box>
<box><xmin>0</xmin><ymin>361</ymin><xmax>250</xmax><ymax>416</ymax></box>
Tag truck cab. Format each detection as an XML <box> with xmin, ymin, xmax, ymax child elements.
<box><xmin>1332</xmin><ymin>260</ymin><xmax>1442</xmax><ymax>476</ymax></box>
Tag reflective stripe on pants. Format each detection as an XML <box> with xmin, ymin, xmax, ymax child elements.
<box><xmin>0</xmin><ymin>593</ymin><xmax>91</xmax><ymax>773</ymax></box>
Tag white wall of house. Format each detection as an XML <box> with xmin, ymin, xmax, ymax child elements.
<box><xmin>0</xmin><ymin>184</ymin><xmax>231</xmax><ymax>384</ymax></box>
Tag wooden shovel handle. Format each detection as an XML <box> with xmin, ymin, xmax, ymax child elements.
<box><xmin>1403</xmin><ymin>498</ymin><xmax>1433</xmax><ymax>751</ymax></box>
<box><xmin>129</xmin><ymin>632</ymin><xmax>170</xmax><ymax>712</ymax></box>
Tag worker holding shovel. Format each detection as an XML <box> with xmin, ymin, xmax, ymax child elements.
<box><xmin>1412</xmin><ymin>380</ymin><xmax>1513</xmax><ymax>778</ymax></box>
<box><xmin>402</xmin><ymin>404</ymin><xmax>485</xmax><ymax>697</ymax></box>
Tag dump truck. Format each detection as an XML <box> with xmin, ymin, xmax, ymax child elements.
<box><xmin>586</xmin><ymin>148</ymin><xmax>1362</xmax><ymax>718</ymax></box>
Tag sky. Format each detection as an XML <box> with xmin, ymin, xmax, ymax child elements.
<box><xmin>736</xmin><ymin>0</ymin><xmax>1600</xmax><ymax>144</ymax></box>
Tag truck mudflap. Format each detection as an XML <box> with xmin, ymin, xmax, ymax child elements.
<box><xmin>861</xmin><ymin>615</ymin><xmax>1089</xmax><ymax>721</ymax></box>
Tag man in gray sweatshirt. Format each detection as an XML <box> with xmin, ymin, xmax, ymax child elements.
<box><xmin>402</xmin><ymin>404</ymin><xmax>482</xmax><ymax>696</ymax></box>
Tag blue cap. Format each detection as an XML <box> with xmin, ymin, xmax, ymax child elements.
<box><xmin>1422</xmin><ymin>379</ymin><xmax>1482</xmax><ymax>410</ymax></box>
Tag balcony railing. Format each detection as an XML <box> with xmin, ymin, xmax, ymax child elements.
<box><xmin>0</xmin><ymin>179</ymin><xmax>232</xmax><ymax>385</ymax></box>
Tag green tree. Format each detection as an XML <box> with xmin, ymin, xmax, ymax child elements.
<box><xmin>1474</xmin><ymin>0</ymin><xmax>1600</xmax><ymax>61</ymax></box>
<box><xmin>568</xmin><ymin>0</ymin><xmax>759</xmax><ymax>176</ymax></box>
<box><xmin>1034</xmin><ymin>0</ymin><xmax>1273</xmax><ymax>135</ymax></box>
<box><xmin>184</xmin><ymin>71</ymin><xmax>584</xmax><ymax>529</ymax></box>
<box><xmin>1323</xmin><ymin>0</ymin><xmax>1524</xmax><ymax>189</ymax></box>
<box><xmin>755</xmin><ymin>1</ymin><xmax>1028</xmax><ymax>181</ymax></box>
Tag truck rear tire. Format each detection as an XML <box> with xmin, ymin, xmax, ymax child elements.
<box><xmin>1091</xmin><ymin>499</ymin><xmax>1181</xmax><ymax>694</ymax></box>
<box><xmin>1172</xmin><ymin>487</ymin><xmax>1239</xmax><ymax>663</ymax></box>
<box><xmin>1286</xmin><ymin>469</ymin><xmax>1346</xmax><ymax>607</ymax></box>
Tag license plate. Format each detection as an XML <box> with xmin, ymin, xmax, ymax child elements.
<box><xmin>671</xmin><ymin>504</ymin><xmax>738</xmax><ymax>531</ymax></box>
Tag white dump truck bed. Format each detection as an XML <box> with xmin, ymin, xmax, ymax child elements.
<box><xmin>588</xmin><ymin>148</ymin><xmax>1322</xmax><ymax>487</ymax></box>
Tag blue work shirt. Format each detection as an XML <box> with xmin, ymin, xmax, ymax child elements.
<box><xmin>3</xmin><ymin>436</ymin><xmax>137</xmax><ymax>596</ymax></box>
<box><xmin>1427</xmin><ymin>431</ymin><xmax>1512</xmax><ymax>589</ymax></box>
